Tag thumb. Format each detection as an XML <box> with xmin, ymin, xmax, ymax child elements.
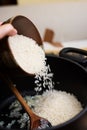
<box><xmin>0</xmin><ymin>23</ymin><xmax>17</xmax><ymax>39</ymax></box>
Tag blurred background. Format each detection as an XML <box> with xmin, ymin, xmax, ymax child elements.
<box><xmin>0</xmin><ymin>0</ymin><xmax>87</xmax><ymax>53</ymax></box>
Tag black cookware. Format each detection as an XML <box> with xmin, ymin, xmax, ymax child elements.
<box><xmin>0</xmin><ymin>47</ymin><xmax>87</xmax><ymax>130</ymax></box>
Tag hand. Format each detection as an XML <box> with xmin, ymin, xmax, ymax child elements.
<box><xmin>0</xmin><ymin>22</ymin><xmax>17</xmax><ymax>39</ymax></box>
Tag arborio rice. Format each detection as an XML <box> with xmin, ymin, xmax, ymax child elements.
<box><xmin>33</xmin><ymin>90</ymin><xmax>83</xmax><ymax>126</ymax></box>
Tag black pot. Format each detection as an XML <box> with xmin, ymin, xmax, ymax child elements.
<box><xmin>0</xmin><ymin>48</ymin><xmax>87</xmax><ymax>130</ymax></box>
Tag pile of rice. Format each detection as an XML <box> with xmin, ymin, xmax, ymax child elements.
<box><xmin>33</xmin><ymin>90</ymin><xmax>83</xmax><ymax>126</ymax></box>
<box><xmin>8</xmin><ymin>34</ymin><xmax>46</xmax><ymax>75</ymax></box>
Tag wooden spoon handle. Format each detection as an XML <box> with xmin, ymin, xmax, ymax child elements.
<box><xmin>9</xmin><ymin>81</ymin><xmax>34</xmax><ymax>116</ymax></box>
<box><xmin>0</xmin><ymin>73</ymin><xmax>34</xmax><ymax>117</ymax></box>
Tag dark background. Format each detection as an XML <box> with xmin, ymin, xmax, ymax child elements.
<box><xmin>0</xmin><ymin>0</ymin><xmax>17</xmax><ymax>6</ymax></box>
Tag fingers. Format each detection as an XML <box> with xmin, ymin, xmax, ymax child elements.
<box><xmin>0</xmin><ymin>23</ymin><xmax>17</xmax><ymax>39</ymax></box>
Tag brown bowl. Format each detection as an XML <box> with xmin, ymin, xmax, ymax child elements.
<box><xmin>0</xmin><ymin>15</ymin><xmax>42</xmax><ymax>77</ymax></box>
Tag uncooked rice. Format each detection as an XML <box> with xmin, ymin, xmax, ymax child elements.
<box><xmin>34</xmin><ymin>64</ymin><xmax>54</xmax><ymax>92</ymax></box>
<box><xmin>8</xmin><ymin>34</ymin><xmax>46</xmax><ymax>75</ymax></box>
<box><xmin>8</xmin><ymin>34</ymin><xmax>54</xmax><ymax>92</ymax></box>
<box><xmin>33</xmin><ymin>90</ymin><xmax>83</xmax><ymax>126</ymax></box>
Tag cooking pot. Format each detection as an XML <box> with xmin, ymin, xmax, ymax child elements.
<box><xmin>0</xmin><ymin>47</ymin><xmax>87</xmax><ymax>130</ymax></box>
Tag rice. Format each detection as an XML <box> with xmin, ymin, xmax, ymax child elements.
<box><xmin>8</xmin><ymin>34</ymin><xmax>46</xmax><ymax>75</ymax></box>
<box><xmin>8</xmin><ymin>34</ymin><xmax>54</xmax><ymax>92</ymax></box>
<box><xmin>34</xmin><ymin>64</ymin><xmax>54</xmax><ymax>92</ymax></box>
<box><xmin>33</xmin><ymin>90</ymin><xmax>83</xmax><ymax>126</ymax></box>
